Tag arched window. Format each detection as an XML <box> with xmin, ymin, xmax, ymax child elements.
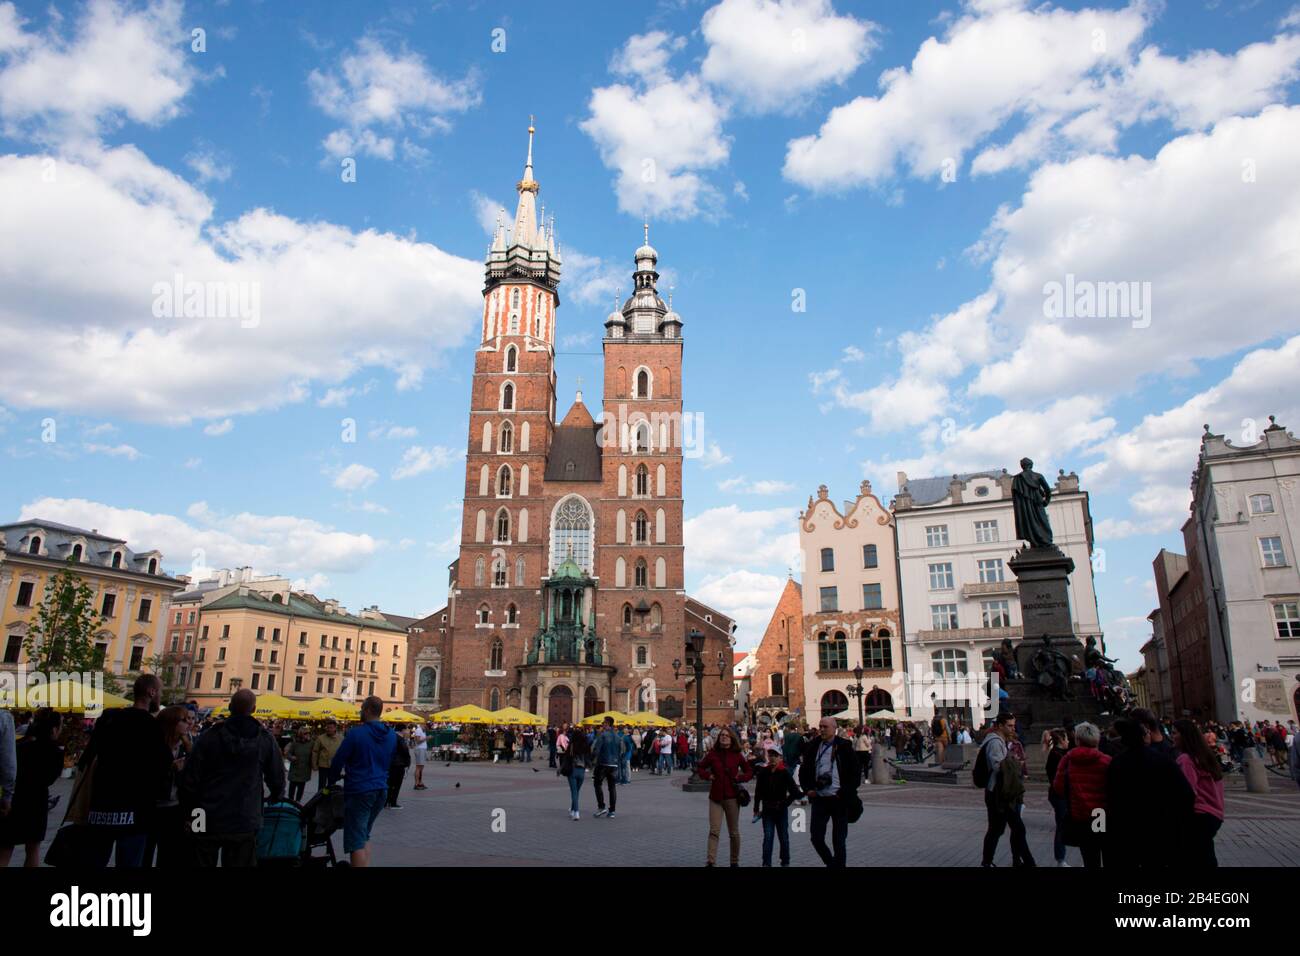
<box><xmin>550</xmin><ymin>496</ymin><xmax>594</xmax><ymax>573</ymax></box>
<box><xmin>501</xmin><ymin>382</ymin><xmax>514</xmax><ymax>410</ymax></box>
<box><xmin>636</xmin><ymin>646</ymin><xmax>648</xmax><ymax>665</ymax></box>
<box><xmin>634</xmin><ymin>511</ymin><xmax>648</xmax><ymax>543</ymax></box>
<box><xmin>477</xmin><ymin>604</ymin><xmax>490</xmax><ymax>624</ymax></box>
<box><xmin>930</xmin><ymin>648</ymin><xmax>968</xmax><ymax>678</ymax></box>
<box><xmin>148</xmin><ymin>558</ymin><xmax>157</xmax><ymax>574</ymax></box>
<box><xmin>508</xmin><ymin>312</ymin><xmax>519</xmax><ymax>334</ymax></box>
<box><xmin>499</xmin><ymin>421</ymin><xmax>513</xmax><ymax>453</ymax></box>
<box><xmin>622</xmin><ymin>604</ymin><xmax>633</xmax><ymax>628</ymax></box>
<box><xmin>633</xmin><ymin>422</ymin><xmax>651</xmax><ymax>452</ymax></box>
<box><xmin>490</xmin><ymin>687</ymin><xmax>501</xmax><ymax>710</ymax></box>
<box><xmin>71</xmin><ymin>543</ymin><xmax>83</xmax><ymax>561</ymax></box>
<box><xmin>636</xmin><ymin>368</ymin><xmax>650</xmax><ymax>398</ymax></box>
<box><xmin>497</xmin><ymin>465</ymin><xmax>512</xmax><ymax>497</ymax></box>
<box><xmin>861</xmin><ymin>631</ymin><xmax>892</xmax><ymax>670</ymax></box>
<box><xmin>492</xmin><ymin>557</ymin><xmax>507</xmax><ymax>587</ymax></box>
<box><xmin>495</xmin><ymin>508</ymin><xmax>511</xmax><ymax>542</ymax></box>
<box><xmin>28</xmin><ymin>536</ymin><xmax>41</xmax><ymax>554</ymax></box>
<box><xmin>818</xmin><ymin>631</ymin><xmax>848</xmax><ymax>671</ymax></box>
<box><xmin>820</xmin><ymin>690</ymin><xmax>849</xmax><ymax>717</ymax></box>
<box><xmin>635</xmin><ymin>464</ymin><xmax>649</xmax><ymax>497</ymax></box>
<box><xmin>505</xmin><ymin>345</ymin><xmax>517</xmax><ymax>372</ymax></box>
<box><xmin>474</xmin><ymin>557</ymin><xmax>485</xmax><ymax>587</ymax></box>
<box><xmin>649</xmin><ymin>603</ymin><xmax>662</xmax><ymax>631</ymax></box>
<box><xmin>865</xmin><ymin>688</ymin><xmax>893</xmax><ymax>711</ymax></box>
<box><xmin>507</xmin><ymin>603</ymin><xmax>517</xmax><ymax>624</ymax></box>
<box><xmin>515</xmin><ymin>555</ymin><xmax>525</xmax><ymax>585</ymax></box>
<box><xmin>490</xmin><ymin>639</ymin><xmax>503</xmax><ymax>671</ymax></box>
<box><xmin>634</xmin><ymin>558</ymin><xmax>648</xmax><ymax>589</ymax></box>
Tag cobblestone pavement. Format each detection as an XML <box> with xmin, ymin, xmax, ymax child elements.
<box><xmin>26</xmin><ymin>760</ymin><xmax>1300</xmax><ymax>867</ymax></box>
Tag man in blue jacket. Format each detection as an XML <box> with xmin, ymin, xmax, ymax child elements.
<box><xmin>592</xmin><ymin>716</ymin><xmax>621</xmax><ymax>819</ymax></box>
<box><xmin>328</xmin><ymin>696</ymin><xmax>396</xmax><ymax>867</ymax></box>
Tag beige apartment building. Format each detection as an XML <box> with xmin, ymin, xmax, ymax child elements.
<box><xmin>1</xmin><ymin>519</ymin><xmax>184</xmax><ymax>682</ymax></box>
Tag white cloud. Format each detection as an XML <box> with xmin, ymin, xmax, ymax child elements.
<box><xmin>718</xmin><ymin>477</ymin><xmax>796</xmax><ymax>495</ymax></box>
<box><xmin>0</xmin><ymin>0</ymin><xmax>196</xmax><ymax>142</ymax></box>
<box><xmin>840</xmin><ymin>345</ymin><xmax>865</xmax><ymax>362</ymax></box>
<box><xmin>83</xmin><ymin>441</ymin><xmax>141</xmax><ymax>460</ymax></box>
<box><xmin>333</xmin><ymin>463</ymin><xmax>378</xmax><ymax>492</ymax></box>
<box><xmin>183</xmin><ymin>456</ymin><xmax>200</xmax><ymax>468</ymax></box>
<box><xmin>292</xmin><ymin>572</ymin><xmax>331</xmax><ymax>593</ymax></box>
<box><xmin>392</xmin><ymin>444</ymin><xmax>460</xmax><ymax>480</ymax></box>
<box><xmin>20</xmin><ymin>497</ymin><xmax>381</xmax><ymax>575</ymax></box>
<box><xmin>309</xmin><ymin>36</ymin><xmax>480</xmax><ymax>161</ymax></box>
<box><xmin>684</xmin><ymin>505</ymin><xmax>800</xmax><ymax>574</ymax></box>
<box><xmin>203</xmin><ymin>419</ymin><xmax>234</xmax><ymax>436</ymax></box>
<box><xmin>692</xmin><ymin>569</ymin><xmax>789</xmax><ymax>644</ymax></box>
<box><xmin>700</xmin><ymin>0</ymin><xmax>877</xmax><ymax>113</ymax></box>
<box><xmin>783</xmin><ymin>0</ymin><xmax>1300</xmax><ymax>191</ymax></box>
<box><xmin>184</xmin><ymin>147</ymin><xmax>231</xmax><ymax>183</ymax></box>
<box><xmin>697</xmin><ymin>441</ymin><xmax>732</xmax><ymax>469</ymax></box>
<box><xmin>369</xmin><ymin>424</ymin><xmax>417</xmax><ymax>440</ymax></box>
<box><xmin>0</xmin><ymin>146</ymin><xmax>483</xmax><ymax>423</ymax></box>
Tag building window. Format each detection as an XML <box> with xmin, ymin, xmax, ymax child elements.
<box><xmin>818</xmin><ymin>631</ymin><xmax>848</xmax><ymax>671</ymax></box>
<box><xmin>974</xmin><ymin>520</ymin><xmax>999</xmax><ymax>543</ymax></box>
<box><xmin>550</xmin><ymin>496</ymin><xmax>594</xmax><ymax>573</ymax></box>
<box><xmin>102</xmin><ymin>593</ymin><xmax>116</xmax><ymax>618</ymax></box>
<box><xmin>4</xmin><ymin>635</ymin><xmax>22</xmax><ymax>664</ymax></box>
<box><xmin>147</xmin><ymin>558</ymin><xmax>157</xmax><ymax>574</ymax></box>
<box><xmin>515</xmin><ymin>556</ymin><xmax>525</xmax><ymax>585</ymax></box>
<box><xmin>497</xmin><ymin>465</ymin><xmax>513</xmax><ymax>497</ymax></box>
<box><xmin>299</xmin><ymin>631</ymin><xmax>307</xmax><ymax>645</ymax></box>
<box><xmin>928</xmin><ymin>563</ymin><xmax>954</xmax><ymax>590</ymax></box>
<box><xmin>930</xmin><ymin>604</ymin><xmax>959</xmax><ymax>630</ymax></box>
<box><xmin>634</xmin><ymin>558</ymin><xmax>648</xmax><ymax>589</ymax></box>
<box><xmin>316</xmin><ymin>678</ymin><xmax>324</xmax><ymax>693</ymax></box>
<box><xmin>1275</xmin><ymin>602</ymin><xmax>1300</xmax><ymax>639</ymax></box>
<box><xmin>493</xmin><ymin>558</ymin><xmax>507</xmax><ymax>587</ymax></box>
<box><xmin>475</xmin><ymin>557</ymin><xmax>485</xmax><ymax>587</ymax></box>
<box><xmin>770</xmin><ymin>673</ymin><xmax>784</xmax><ymax>696</ymax></box>
<box><xmin>251</xmin><ymin>673</ymin><xmax>260</xmax><ymax>690</ymax></box>
<box><xmin>111</xmin><ymin>551</ymin><xmax>122</xmax><ymax>568</ymax></box>
<box><xmin>496</xmin><ymin>508</ymin><xmax>511</xmax><ymax>542</ymax></box>
<box><xmin>925</xmin><ymin>525</ymin><xmax>950</xmax><ymax>548</ymax></box>
<box><xmin>978</xmin><ymin>558</ymin><xmax>1005</xmax><ymax>584</ymax></box>
<box><xmin>820</xmin><ymin>690</ymin><xmax>848</xmax><ymax>716</ymax></box>
<box><xmin>499</xmin><ymin>421</ymin><xmax>513</xmax><ymax>453</ymax></box>
<box><xmin>862</xmin><ymin>633</ymin><xmax>892</xmax><ymax>669</ymax></box>
<box><xmin>256</xmin><ymin>626</ymin><xmax>265</xmax><ymax>642</ymax></box>
<box><xmin>862</xmin><ymin>583</ymin><xmax>883</xmax><ymax>610</ymax></box>
<box><xmin>490</xmin><ymin>639</ymin><xmax>503</xmax><ymax>671</ymax></box>
<box><xmin>649</xmin><ymin>603</ymin><xmax>662</xmax><ymax>631</ymax></box>
<box><xmin>1260</xmin><ymin>536</ymin><xmax>1287</xmax><ymax>568</ymax></box>
<box><xmin>636</xmin><ymin>646</ymin><xmax>647</xmax><ymax>666</ymax></box>
<box><xmin>137</xmin><ymin>599</ymin><xmax>152</xmax><ymax>623</ymax></box>
<box><xmin>490</xmin><ymin>687</ymin><xmax>500</xmax><ymax>710</ymax></box>
<box><xmin>15</xmin><ymin>582</ymin><xmax>34</xmax><ymax>607</ymax></box>
<box><xmin>820</xmin><ymin>548</ymin><xmax>834</xmax><ymax>572</ymax></box>
<box><xmin>819</xmin><ymin>586</ymin><xmax>838</xmax><ymax>612</ymax></box>
<box><xmin>862</xmin><ymin>544</ymin><xmax>878</xmax><ymax>569</ymax></box>
<box><xmin>635</xmin><ymin>465</ymin><xmax>649</xmax><ymax>497</ymax></box>
<box><xmin>505</xmin><ymin>345</ymin><xmax>517</xmax><ymax>372</ymax></box>
<box><xmin>981</xmin><ymin>600</ymin><xmax>1011</xmax><ymax>628</ymax></box>
<box><xmin>1250</xmin><ymin>494</ymin><xmax>1274</xmax><ymax>515</ymax></box>
<box><xmin>71</xmin><ymin>543</ymin><xmax>82</xmax><ymax>561</ymax></box>
<box><xmin>28</xmin><ymin>536</ymin><xmax>41</xmax><ymax>554</ymax></box>
<box><xmin>930</xmin><ymin>648</ymin><xmax>967</xmax><ymax>678</ymax></box>
<box><xmin>502</xmin><ymin>383</ymin><xmax>514</xmax><ymax>410</ymax></box>
<box><xmin>633</xmin><ymin>422</ymin><xmax>651</xmax><ymax>452</ymax></box>
<box><xmin>213</xmin><ymin>671</ymin><xmax>223</xmax><ymax>689</ymax></box>
<box><xmin>507</xmin><ymin>603</ymin><xmax>517</xmax><ymax>624</ymax></box>
<box><xmin>636</xmin><ymin>368</ymin><xmax>650</xmax><ymax>398</ymax></box>
<box><xmin>623</xmin><ymin>604</ymin><xmax>633</xmax><ymax>628</ymax></box>
<box><xmin>865</xmin><ymin>688</ymin><xmax>893</xmax><ymax>711</ymax></box>
<box><xmin>634</xmin><ymin>511</ymin><xmax>648</xmax><ymax>543</ymax></box>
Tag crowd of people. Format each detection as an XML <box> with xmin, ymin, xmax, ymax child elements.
<box><xmin>983</xmin><ymin>708</ymin><xmax>1300</xmax><ymax>869</ymax></box>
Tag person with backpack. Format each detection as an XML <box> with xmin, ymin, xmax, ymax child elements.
<box><xmin>976</xmin><ymin>712</ymin><xmax>1035</xmax><ymax>867</ymax></box>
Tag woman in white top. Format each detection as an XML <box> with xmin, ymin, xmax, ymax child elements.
<box><xmin>410</xmin><ymin>724</ymin><xmax>428</xmax><ymax>790</ymax></box>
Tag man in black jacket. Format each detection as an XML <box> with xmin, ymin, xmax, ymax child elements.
<box><xmin>180</xmin><ymin>689</ymin><xmax>285</xmax><ymax>867</ymax></box>
<box><xmin>387</xmin><ymin>731</ymin><xmax>411</xmax><ymax>808</ymax></box>
<box><xmin>798</xmin><ymin>717</ymin><xmax>861</xmax><ymax>867</ymax></box>
<box><xmin>1104</xmin><ymin>718</ymin><xmax>1194</xmax><ymax>867</ymax></box>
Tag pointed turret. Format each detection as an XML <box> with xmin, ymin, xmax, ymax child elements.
<box><xmin>484</xmin><ymin>118</ymin><xmax>562</xmax><ymax>294</ymax></box>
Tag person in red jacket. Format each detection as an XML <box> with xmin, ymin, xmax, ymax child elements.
<box><xmin>695</xmin><ymin>727</ymin><xmax>754</xmax><ymax>867</ymax></box>
<box><xmin>1050</xmin><ymin>721</ymin><xmax>1110</xmax><ymax>868</ymax></box>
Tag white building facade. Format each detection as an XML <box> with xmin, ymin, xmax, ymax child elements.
<box><xmin>893</xmin><ymin>469</ymin><xmax>1102</xmax><ymax>726</ymax></box>
<box><xmin>1190</xmin><ymin>419</ymin><xmax>1300</xmax><ymax>725</ymax></box>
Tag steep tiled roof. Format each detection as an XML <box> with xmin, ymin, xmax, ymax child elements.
<box><xmin>545</xmin><ymin>418</ymin><xmax>602</xmax><ymax>482</ymax></box>
<box><xmin>203</xmin><ymin>590</ymin><xmax>407</xmax><ymax>632</ymax></box>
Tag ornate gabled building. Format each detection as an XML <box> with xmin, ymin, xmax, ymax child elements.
<box><xmin>442</xmin><ymin>124</ymin><xmax>725</xmax><ymax>726</ymax></box>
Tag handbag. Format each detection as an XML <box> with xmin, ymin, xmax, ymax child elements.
<box><xmin>732</xmin><ymin>757</ymin><xmax>750</xmax><ymax>807</ymax></box>
<box><xmin>44</xmin><ymin>823</ymin><xmax>96</xmax><ymax>868</ymax></box>
<box><xmin>64</xmin><ymin>758</ymin><xmax>97</xmax><ymax>826</ymax></box>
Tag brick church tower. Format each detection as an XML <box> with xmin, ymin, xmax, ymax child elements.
<box><xmin>445</xmin><ymin>124</ymin><xmax>716</xmax><ymax>727</ymax></box>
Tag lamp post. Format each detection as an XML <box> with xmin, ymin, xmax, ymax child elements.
<box><xmin>674</xmin><ymin>629</ymin><xmax>727</xmax><ymax>793</ymax></box>
<box><xmin>847</xmin><ymin>664</ymin><xmax>865</xmax><ymax>730</ymax></box>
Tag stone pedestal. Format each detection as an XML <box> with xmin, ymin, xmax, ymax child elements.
<box><xmin>870</xmin><ymin>742</ymin><xmax>891</xmax><ymax>784</ymax></box>
<box><xmin>1244</xmin><ymin>749</ymin><xmax>1271</xmax><ymax>793</ymax></box>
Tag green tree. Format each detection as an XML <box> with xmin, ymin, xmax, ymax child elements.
<box><xmin>22</xmin><ymin>559</ymin><xmax>120</xmax><ymax>694</ymax></box>
<box><xmin>146</xmin><ymin>652</ymin><xmax>188</xmax><ymax>705</ymax></box>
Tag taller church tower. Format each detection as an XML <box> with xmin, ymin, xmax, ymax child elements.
<box><xmin>448</xmin><ymin>123</ymin><xmax>562</xmax><ymax>711</ymax></box>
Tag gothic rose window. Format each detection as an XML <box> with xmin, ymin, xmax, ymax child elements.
<box><xmin>550</xmin><ymin>496</ymin><xmax>593</xmax><ymax>573</ymax></box>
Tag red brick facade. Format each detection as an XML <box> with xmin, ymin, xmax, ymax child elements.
<box><xmin>749</xmin><ymin>578</ymin><xmax>805</xmax><ymax>720</ymax></box>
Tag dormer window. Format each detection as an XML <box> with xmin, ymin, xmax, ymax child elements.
<box><xmin>147</xmin><ymin>558</ymin><xmax>157</xmax><ymax>574</ymax></box>
<box><xmin>71</xmin><ymin>543</ymin><xmax>82</xmax><ymax>561</ymax></box>
<box><xmin>111</xmin><ymin>551</ymin><xmax>122</xmax><ymax>568</ymax></box>
<box><xmin>28</xmin><ymin>536</ymin><xmax>41</xmax><ymax>555</ymax></box>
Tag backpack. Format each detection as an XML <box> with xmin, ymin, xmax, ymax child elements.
<box><xmin>972</xmin><ymin>738</ymin><xmax>993</xmax><ymax>789</ymax></box>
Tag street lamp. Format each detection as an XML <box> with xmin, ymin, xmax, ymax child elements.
<box><xmin>674</xmin><ymin>629</ymin><xmax>728</xmax><ymax>793</ymax></box>
<box><xmin>847</xmin><ymin>664</ymin><xmax>865</xmax><ymax>730</ymax></box>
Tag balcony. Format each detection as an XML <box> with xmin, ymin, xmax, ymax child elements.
<box><xmin>916</xmin><ymin>626</ymin><xmax>1023</xmax><ymax>643</ymax></box>
<box><xmin>962</xmin><ymin>581</ymin><xmax>1018</xmax><ymax>598</ymax></box>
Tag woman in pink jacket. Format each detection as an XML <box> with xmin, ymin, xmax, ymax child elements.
<box><xmin>1173</xmin><ymin>719</ymin><xmax>1225</xmax><ymax>867</ymax></box>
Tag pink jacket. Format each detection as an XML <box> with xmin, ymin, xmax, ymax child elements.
<box><xmin>1177</xmin><ymin>752</ymin><xmax>1224</xmax><ymax>820</ymax></box>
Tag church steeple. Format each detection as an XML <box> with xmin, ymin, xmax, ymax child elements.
<box><xmin>485</xmin><ymin>118</ymin><xmax>561</xmax><ymax>294</ymax></box>
<box><xmin>614</xmin><ymin>221</ymin><xmax>676</xmax><ymax>338</ymax></box>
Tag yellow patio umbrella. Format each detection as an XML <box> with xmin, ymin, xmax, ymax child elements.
<box><xmin>629</xmin><ymin>712</ymin><xmax>676</xmax><ymax>728</ymax></box>
<box><xmin>0</xmin><ymin>679</ymin><xmax>131</xmax><ymax>714</ymax></box>
<box><xmin>489</xmin><ymin>706</ymin><xmax>546</xmax><ymax>726</ymax></box>
<box><xmin>381</xmin><ymin>708</ymin><xmax>425</xmax><ymax>723</ymax></box>
<box><xmin>430</xmin><ymin>703</ymin><xmax>496</xmax><ymax>724</ymax></box>
<box><xmin>298</xmin><ymin>697</ymin><xmax>361</xmax><ymax>721</ymax></box>
<box><xmin>579</xmin><ymin>710</ymin><xmax>632</xmax><ymax>726</ymax></box>
<box><xmin>211</xmin><ymin>693</ymin><xmax>298</xmax><ymax>720</ymax></box>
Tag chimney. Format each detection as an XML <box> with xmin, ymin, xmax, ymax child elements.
<box><xmin>948</xmin><ymin>475</ymin><xmax>964</xmax><ymax>504</ymax></box>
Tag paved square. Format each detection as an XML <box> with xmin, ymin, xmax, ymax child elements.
<box><xmin>26</xmin><ymin>761</ymin><xmax>1300</xmax><ymax>867</ymax></box>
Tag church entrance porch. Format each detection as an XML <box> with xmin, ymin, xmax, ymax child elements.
<box><xmin>547</xmin><ymin>685</ymin><xmax>573</xmax><ymax>727</ymax></box>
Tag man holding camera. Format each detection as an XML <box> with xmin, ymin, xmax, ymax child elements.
<box><xmin>799</xmin><ymin>716</ymin><xmax>861</xmax><ymax>867</ymax></box>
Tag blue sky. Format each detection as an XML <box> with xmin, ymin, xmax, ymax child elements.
<box><xmin>2</xmin><ymin>0</ymin><xmax>1299</xmax><ymax>670</ymax></box>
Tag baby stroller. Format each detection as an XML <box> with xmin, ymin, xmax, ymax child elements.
<box><xmin>257</xmin><ymin>798</ymin><xmax>306</xmax><ymax>866</ymax></box>
<box><xmin>300</xmin><ymin>786</ymin><xmax>348</xmax><ymax>867</ymax></box>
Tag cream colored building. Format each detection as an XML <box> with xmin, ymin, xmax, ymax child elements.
<box><xmin>1</xmin><ymin>520</ymin><xmax>184</xmax><ymax>682</ymax></box>
<box><xmin>187</xmin><ymin>581</ymin><xmax>409</xmax><ymax>708</ymax></box>
<box><xmin>798</xmin><ymin>482</ymin><xmax>903</xmax><ymax>722</ymax></box>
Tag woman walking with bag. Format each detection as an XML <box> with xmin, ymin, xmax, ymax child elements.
<box><xmin>695</xmin><ymin>726</ymin><xmax>753</xmax><ymax>866</ymax></box>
